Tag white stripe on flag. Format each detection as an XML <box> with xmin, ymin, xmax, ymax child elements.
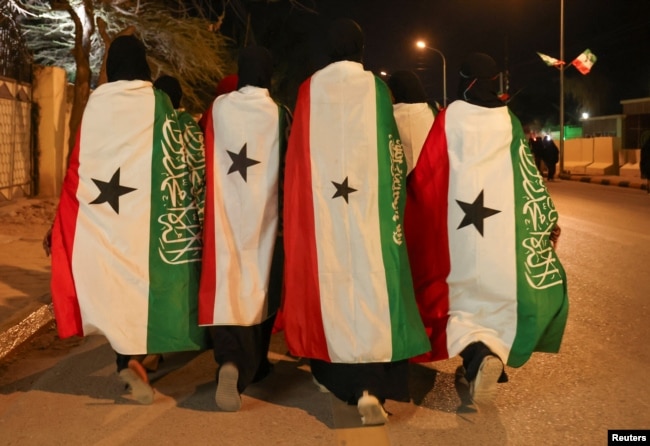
<box><xmin>72</xmin><ymin>80</ymin><xmax>154</xmax><ymax>353</ymax></box>
<box><xmin>444</xmin><ymin>101</ymin><xmax>518</xmax><ymax>362</ymax></box>
<box><xmin>309</xmin><ymin>63</ymin><xmax>393</xmax><ymax>362</ymax></box>
<box><xmin>209</xmin><ymin>88</ymin><xmax>280</xmax><ymax>325</ymax></box>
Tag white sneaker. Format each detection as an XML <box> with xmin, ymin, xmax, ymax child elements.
<box><xmin>215</xmin><ymin>362</ymin><xmax>241</xmax><ymax>412</ymax></box>
<box><xmin>469</xmin><ymin>355</ymin><xmax>503</xmax><ymax>406</ymax></box>
<box><xmin>119</xmin><ymin>368</ymin><xmax>154</xmax><ymax>405</ymax></box>
<box><xmin>312</xmin><ymin>376</ymin><xmax>330</xmax><ymax>393</ymax></box>
<box><xmin>357</xmin><ymin>391</ymin><xmax>388</xmax><ymax>426</ymax></box>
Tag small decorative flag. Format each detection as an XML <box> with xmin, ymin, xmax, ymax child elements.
<box><xmin>571</xmin><ymin>49</ymin><xmax>597</xmax><ymax>75</ymax></box>
<box><xmin>537</xmin><ymin>52</ymin><xmax>565</xmax><ymax>67</ymax></box>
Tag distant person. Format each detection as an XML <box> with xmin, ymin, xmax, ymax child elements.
<box><xmin>279</xmin><ymin>18</ymin><xmax>430</xmax><ymax>425</ymax></box>
<box><xmin>528</xmin><ymin>134</ymin><xmax>544</xmax><ymax>174</ymax></box>
<box><xmin>542</xmin><ymin>136</ymin><xmax>560</xmax><ymax>181</ymax></box>
<box><xmin>198</xmin><ymin>45</ymin><xmax>289</xmax><ymax>412</ymax></box>
<box><xmin>640</xmin><ymin>137</ymin><xmax>650</xmax><ymax>193</ymax></box>
<box><xmin>49</xmin><ymin>35</ymin><xmax>207</xmax><ymax>404</ymax></box>
<box><xmin>405</xmin><ymin>52</ymin><xmax>568</xmax><ymax>407</ymax></box>
<box><xmin>387</xmin><ymin>70</ymin><xmax>436</xmax><ymax>174</ymax></box>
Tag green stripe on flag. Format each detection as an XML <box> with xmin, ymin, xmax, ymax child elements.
<box><xmin>148</xmin><ymin>90</ymin><xmax>205</xmax><ymax>353</ymax></box>
<box><xmin>508</xmin><ymin>111</ymin><xmax>569</xmax><ymax>367</ymax></box>
<box><xmin>374</xmin><ymin>78</ymin><xmax>429</xmax><ymax>360</ymax></box>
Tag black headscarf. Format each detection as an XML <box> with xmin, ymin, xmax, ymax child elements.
<box><xmin>153</xmin><ymin>75</ymin><xmax>182</xmax><ymax>109</ymax></box>
<box><xmin>237</xmin><ymin>45</ymin><xmax>273</xmax><ymax>90</ymax></box>
<box><xmin>327</xmin><ymin>18</ymin><xmax>364</xmax><ymax>63</ymax></box>
<box><xmin>456</xmin><ymin>52</ymin><xmax>503</xmax><ymax>108</ymax></box>
<box><xmin>106</xmin><ymin>35</ymin><xmax>151</xmax><ymax>83</ymax></box>
<box><xmin>387</xmin><ymin>70</ymin><xmax>427</xmax><ymax>104</ymax></box>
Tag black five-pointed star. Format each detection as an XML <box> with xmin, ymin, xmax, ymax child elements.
<box><xmin>227</xmin><ymin>143</ymin><xmax>260</xmax><ymax>181</ymax></box>
<box><xmin>456</xmin><ymin>190</ymin><xmax>500</xmax><ymax>236</ymax></box>
<box><xmin>89</xmin><ymin>168</ymin><xmax>137</xmax><ymax>214</ymax></box>
<box><xmin>331</xmin><ymin>177</ymin><xmax>357</xmax><ymax>203</ymax></box>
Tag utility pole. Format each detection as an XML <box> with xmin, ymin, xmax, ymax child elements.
<box><xmin>559</xmin><ymin>0</ymin><xmax>565</xmax><ymax>173</ymax></box>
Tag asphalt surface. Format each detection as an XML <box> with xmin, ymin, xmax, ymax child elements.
<box><xmin>0</xmin><ymin>172</ymin><xmax>648</xmax><ymax>445</ymax></box>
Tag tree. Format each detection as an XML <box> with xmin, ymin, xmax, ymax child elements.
<box><xmin>18</xmin><ymin>0</ymin><xmax>236</xmax><ymax>153</ymax></box>
<box><xmin>1</xmin><ymin>1</ymin><xmax>33</xmax><ymax>81</ymax></box>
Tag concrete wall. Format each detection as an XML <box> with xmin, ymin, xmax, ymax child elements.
<box><xmin>563</xmin><ymin>136</ymin><xmax>621</xmax><ymax>175</ymax></box>
<box><xmin>32</xmin><ymin>66</ymin><xmax>69</xmax><ymax>198</ymax></box>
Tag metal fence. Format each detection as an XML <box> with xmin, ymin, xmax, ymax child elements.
<box><xmin>0</xmin><ymin>5</ymin><xmax>34</xmax><ymax>202</ymax></box>
<box><xmin>0</xmin><ymin>76</ymin><xmax>32</xmax><ymax>201</ymax></box>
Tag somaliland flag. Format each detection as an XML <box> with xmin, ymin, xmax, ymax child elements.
<box><xmin>50</xmin><ymin>80</ymin><xmax>206</xmax><ymax>355</ymax></box>
<box><xmin>405</xmin><ymin>101</ymin><xmax>569</xmax><ymax>367</ymax></box>
<box><xmin>199</xmin><ymin>87</ymin><xmax>282</xmax><ymax>326</ymax></box>
<box><xmin>281</xmin><ymin>61</ymin><xmax>430</xmax><ymax>364</ymax></box>
<box><xmin>571</xmin><ymin>49</ymin><xmax>597</xmax><ymax>75</ymax></box>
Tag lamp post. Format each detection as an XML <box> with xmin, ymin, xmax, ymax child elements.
<box><xmin>559</xmin><ymin>0</ymin><xmax>565</xmax><ymax>173</ymax></box>
<box><xmin>416</xmin><ymin>40</ymin><xmax>447</xmax><ymax>108</ymax></box>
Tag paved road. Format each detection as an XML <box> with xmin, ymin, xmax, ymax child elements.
<box><xmin>0</xmin><ymin>179</ymin><xmax>649</xmax><ymax>445</ymax></box>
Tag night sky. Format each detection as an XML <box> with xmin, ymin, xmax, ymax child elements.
<box><xmin>237</xmin><ymin>0</ymin><xmax>650</xmax><ymax>126</ymax></box>
<box><xmin>321</xmin><ymin>0</ymin><xmax>650</xmax><ymax>120</ymax></box>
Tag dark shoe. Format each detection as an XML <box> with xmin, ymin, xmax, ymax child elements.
<box><xmin>215</xmin><ymin>362</ymin><xmax>241</xmax><ymax>412</ymax></box>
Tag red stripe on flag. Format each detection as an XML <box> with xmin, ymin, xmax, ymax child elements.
<box><xmin>405</xmin><ymin>109</ymin><xmax>451</xmax><ymax>362</ymax></box>
<box><xmin>50</xmin><ymin>127</ymin><xmax>83</xmax><ymax>338</ymax></box>
<box><xmin>198</xmin><ymin>104</ymin><xmax>217</xmax><ymax>325</ymax></box>
<box><xmin>281</xmin><ymin>79</ymin><xmax>330</xmax><ymax>361</ymax></box>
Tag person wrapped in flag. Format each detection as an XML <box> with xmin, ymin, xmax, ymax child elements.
<box><xmin>198</xmin><ymin>45</ymin><xmax>288</xmax><ymax>412</ymax></box>
<box><xmin>387</xmin><ymin>70</ymin><xmax>437</xmax><ymax>174</ymax></box>
<box><xmin>50</xmin><ymin>35</ymin><xmax>207</xmax><ymax>405</ymax></box>
<box><xmin>405</xmin><ymin>52</ymin><xmax>569</xmax><ymax>406</ymax></box>
<box><xmin>279</xmin><ymin>18</ymin><xmax>430</xmax><ymax>426</ymax></box>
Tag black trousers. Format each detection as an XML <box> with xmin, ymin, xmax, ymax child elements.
<box><xmin>210</xmin><ymin>236</ymin><xmax>283</xmax><ymax>393</ymax></box>
<box><xmin>210</xmin><ymin>314</ymin><xmax>276</xmax><ymax>393</ymax></box>
<box><xmin>310</xmin><ymin>359</ymin><xmax>411</xmax><ymax>405</ymax></box>
<box><xmin>115</xmin><ymin>352</ymin><xmax>130</xmax><ymax>372</ymax></box>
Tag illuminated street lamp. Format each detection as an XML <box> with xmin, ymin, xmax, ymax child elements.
<box><xmin>415</xmin><ymin>40</ymin><xmax>447</xmax><ymax>108</ymax></box>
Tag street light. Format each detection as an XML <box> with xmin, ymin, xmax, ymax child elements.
<box><xmin>538</xmin><ymin>1</ymin><xmax>567</xmax><ymax>172</ymax></box>
<box><xmin>415</xmin><ymin>40</ymin><xmax>447</xmax><ymax>108</ymax></box>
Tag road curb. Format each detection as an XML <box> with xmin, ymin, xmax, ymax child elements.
<box><xmin>559</xmin><ymin>174</ymin><xmax>648</xmax><ymax>190</ymax></box>
<box><xmin>0</xmin><ymin>304</ymin><xmax>54</xmax><ymax>362</ymax></box>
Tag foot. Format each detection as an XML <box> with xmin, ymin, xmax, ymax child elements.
<box><xmin>469</xmin><ymin>355</ymin><xmax>503</xmax><ymax>406</ymax></box>
<box><xmin>215</xmin><ymin>362</ymin><xmax>241</xmax><ymax>412</ymax></box>
<box><xmin>119</xmin><ymin>368</ymin><xmax>154</xmax><ymax>405</ymax></box>
<box><xmin>357</xmin><ymin>391</ymin><xmax>388</xmax><ymax>426</ymax></box>
<box><xmin>312</xmin><ymin>376</ymin><xmax>330</xmax><ymax>393</ymax></box>
<box><xmin>128</xmin><ymin>359</ymin><xmax>149</xmax><ymax>383</ymax></box>
<box><xmin>141</xmin><ymin>354</ymin><xmax>163</xmax><ymax>372</ymax></box>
